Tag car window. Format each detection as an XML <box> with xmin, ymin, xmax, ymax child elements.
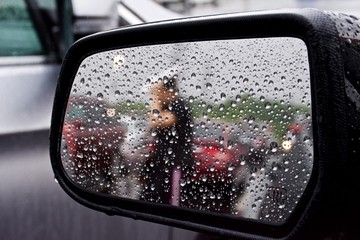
<box><xmin>0</xmin><ymin>0</ymin><xmax>44</xmax><ymax>56</ymax></box>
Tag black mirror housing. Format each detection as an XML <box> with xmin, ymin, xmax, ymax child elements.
<box><xmin>50</xmin><ymin>9</ymin><xmax>360</xmax><ymax>239</ymax></box>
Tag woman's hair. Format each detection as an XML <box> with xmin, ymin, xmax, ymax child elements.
<box><xmin>163</xmin><ymin>76</ymin><xmax>177</xmax><ymax>92</ymax></box>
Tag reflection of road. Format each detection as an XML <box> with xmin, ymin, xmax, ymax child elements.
<box><xmin>234</xmin><ymin>117</ymin><xmax>313</xmax><ymax>222</ymax></box>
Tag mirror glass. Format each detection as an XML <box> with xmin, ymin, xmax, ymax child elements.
<box><xmin>61</xmin><ymin>37</ymin><xmax>313</xmax><ymax>224</ymax></box>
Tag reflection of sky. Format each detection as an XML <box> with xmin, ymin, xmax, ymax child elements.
<box><xmin>72</xmin><ymin>37</ymin><xmax>310</xmax><ymax>107</ymax></box>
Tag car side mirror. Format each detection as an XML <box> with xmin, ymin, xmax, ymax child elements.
<box><xmin>50</xmin><ymin>9</ymin><xmax>360</xmax><ymax>239</ymax></box>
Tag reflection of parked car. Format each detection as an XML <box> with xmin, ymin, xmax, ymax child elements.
<box><xmin>191</xmin><ymin>121</ymin><xmax>248</xmax><ymax>181</ymax></box>
<box><xmin>62</xmin><ymin>97</ymin><xmax>125</xmax><ymax>191</ymax></box>
<box><xmin>181</xmin><ymin>119</ymin><xmax>270</xmax><ymax>213</ymax></box>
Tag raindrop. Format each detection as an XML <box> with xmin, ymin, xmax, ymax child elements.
<box><xmin>248</xmin><ymin>116</ymin><xmax>255</xmax><ymax>124</ymax></box>
<box><xmin>151</xmin><ymin>128</ymin><xmax>157</xmax><ymax>136</ymax></box>
<box><xmin>303</xmin><ymin>136</ymin><xmax>311</xmax><ymax>142</ymax></box>
<box><xmin>345</xmin><ymin>17</ymin><xmax>354</xmax><ymax>24</ymax></box>
<box><xmin>201</xmin><ymin>175</ymin><xmax>207</xmax><ymax>182</ymax></box>
<box><xmin>206</xmin><ymin>83</ymin><xmax>212</xmax><ymax>89</ymax></box>
<box><xmin>227</xmin><ymin>163</ymin><xmax>235</xmax><ymax>171</ymax></box>
<box><xmin>180</xmin><ymin>179</ymin><xmax>186</xmax><ymax>186</ymax></box>
<box><xmin>219</xmin><ymin>104</ymin><xmax>225</xmax><ymax>111</ymax></box>
<box><xmin>152</xmin><ymin>109</ymin><xmax>160</xmax><ymax>116</ymax></box>
<box><xmin>168</xmin><ymin>148</ymin><xmax>173</xmax><ymax>155</ymax></box>
<box><xmin>240</xmin><ymin>155</ymin><xmax>246</xmax><ymax>165</ymax></box>
<box><xmin>227</xmin><ymin>140</ymin><xmax>233</xmax><ymax>149</ymax></box>
<box><xmin>264</xmin><ymin>102</ymin><xmax>272</xmax><ymax>109</ymax></box>
<box><xmin>270</xmin><ymin>142</ymin><xmax>278</xmax><ymax>152</ymax></box>
<box><xmin>189</xmin><ymin>96</ymin><xmax>194</xmax><ymax>103</ymax></box>
<box><xmin>97</xmin><ymin>93</ymin><xmax>104</xmax><ymax>100</ymax></box>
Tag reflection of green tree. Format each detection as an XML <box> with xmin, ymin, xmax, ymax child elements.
<box><xmin>190</xmin><ymin>95</ymin><xmax>310</xmax><ymax>140</ymax></box>
<box><xmin>116</xmin><ymin>95</ymin><xmax>310</xmax><ymax>140</ymax></box>
<box><xmin>116</xmin><ymin>102</ymin><xmax>147</xmax><ymax>115</ymax></box>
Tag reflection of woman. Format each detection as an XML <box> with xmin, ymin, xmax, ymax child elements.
<box><xmin>142</xmin><ymin>77</ymin><xmax>192</xmax><ymax>205</ymax></box>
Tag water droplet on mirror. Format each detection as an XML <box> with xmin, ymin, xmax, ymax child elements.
<box><xmin>97</xmin><ymin>93</ymin><xmax>103</xmax><ymax>100</ymax></box>
<box><xmin>270</xmin><ymin>142</ymin><xmax>278</xmax><ymax>152</ymax></box>
<box><xmin>227</xmin><ymin>163</ymin><xmax>235</xmax><ymax>171</ymax></box>
<box><xmin>248</xmin><ymin>116</ymin><xmax>255</xmax><ymax>124</ymax></box>
<box><xmin>240</xmin><ymin>158</ymin><xmax>246</xmax><ymax>166</ymax></box>
<box><xmin>150</xmin><ymin>128</ymin><xmax>157</xmax><ymax>137</ymax></box>
<box><xmin>220</xmin><ymin>93</ymin><xmax>226</xmax><ymax>100</ymax></box>
<box><xmin>346</xmin><ymin>17</ymin><xmax>354</xmax><ymax>24</ymax></box>
<box><xmin>180</xmin><ymin>179</ymin><xmax>186</xmax><ymax>186</ymax></box>
<box><xmin>209</xmin><ymin>164</ymin><xmax>215</xmax><ymax>172</ymax></box>
<box><xmin>219</xmin><ymin>136</ymin><xmax>224</xmax><ymax>144</ymax></box>
<box><xmin>189</xmin><ymin>96</ymin><xmax>194</xmax><ymax>103</ymax></box>
<box><xmin>219</xmin><ymin>104</ymin><xmax>225</xmax><ymax>111</ymax></box>
<box><xmin>201</xmin><ymin>175</ymin><xmax>207</xmax><ymax>182</ymax></box>
<box><xmin>152</xmin><ymin>109</ymin><xmax>160</xmax><ymax>116</ymax></box>
<box><xmin>206</xmin><ymin>83</ymin><xmax>212</xmax><ymax>89</ymax></box>
<box><xmin>303</xmin><ymin>136</ymin><xmax>311</xmax><ymax>142</ymax></box>
<box><xmin>167</xmin><ymin>148</ymin><xmax>173</xmax><ymax>155</ymax></box>
<box><xmin>227</xmin><ymin>140</ymin><xmax>233</xmax><ymax>149</ymax></box>
<box><xmin>264</xmin><ymin>102</ymin><xmax>272</xmax><ymax>109</ymax></box>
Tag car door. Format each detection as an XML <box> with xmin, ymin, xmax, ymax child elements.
<box><xmin>0</xmin><ymin>1</ymin><xmax>199</xmax><ymax>240</ymax></box>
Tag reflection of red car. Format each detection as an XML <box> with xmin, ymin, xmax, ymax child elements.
<box><xmin>62</xmin><ymin>97</ymin><xmax>125</xmax><ymax>179</ymax></box>
<box><xmin>190</xmin><ymin>122</ymin><xmax>249</xmax><ymax>181</ymax></box>
<box><xmin>192</xmin><ymin>139</ymin><xmax>247</xmax><ymax>181</ymax></box>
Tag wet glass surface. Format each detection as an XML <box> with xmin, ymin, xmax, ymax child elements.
<box><xmin>61</xmin><ymin>37</ymin><xmax>313</xmax><ymax>223</ymax></box>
